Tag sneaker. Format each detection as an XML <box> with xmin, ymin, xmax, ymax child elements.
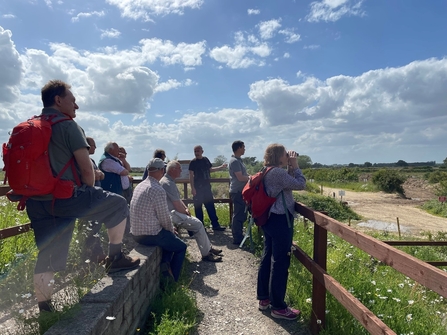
<box><xmin>105</xmin><ymin>252</ymin><xmax>140</xmax><ymax>273</ymax></box>
<box><xmin>271</xmin><ymin>307</ymin><xmax>301</xmax><ymax>320</ymax></box>
<box><xmin>258</xmin><ymin>299</ymin><xmax>270</xmax><ymax>311</ymax></box>
<box><xmin>210</xmin><ymin>247</ymin><xmax>223</xmax><ymax>255</ymax></box>
<box><xmin>212</xmin><ymin>225</ymin><xmax>226</xmax><ymax>231</ymax></box>
<box><xmin>202</xmin><ymin>253</ymin><xmax>223</xmax><ymax>262</ymax></box>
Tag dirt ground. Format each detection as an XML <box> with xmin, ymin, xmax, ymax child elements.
<box><xmin>323</xmin><ymin>177</ymin><xmax>447</xmax><ymax>235</ymax></box>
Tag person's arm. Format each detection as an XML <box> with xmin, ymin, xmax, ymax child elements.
<box><xmin>94</xmin><ymin>169</ymin><xmax>104</xmax><ymax>181</ymax></box>
<box><xmin>101</xmin><ymin>158</ymin><xmax>129</xmax><ymax>176</ymax></box>
<box><xmin>234</xmin><ymin>171</ymin><xmax>249</xmax><ymax>182</ymax></box>
<box><xmin>189</xmin><ymin>170</ymin><xmax>196</xmax><ymax>196</ymax></box>
<box><xmin>119</xmin><ymin>152</ymin><xmax>132</xmax><ymax>172</ymax></box>
<box><xmin>73</xmin><ymin>148</ymin><xmax>95</xmax><ymax>186</ymax></box>
<box><xmin>172</xmin><ymin>199</ymin><xmax>190</xmax><ymax>215</ymax></box>
<box><xmin>210</xmin><ymin>163</ymin><xmax>227</xmax><ymax>173</ymax></box>
<box><xmin>154</xmin><ymin>190</ymin><xmax>175</xmax><ymax>233</ymax></box>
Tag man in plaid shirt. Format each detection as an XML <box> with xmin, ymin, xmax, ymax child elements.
<box><xmin>130</xmin><ymin>158</ymin><xmax>187</xmax><ymax>281</ymax></box>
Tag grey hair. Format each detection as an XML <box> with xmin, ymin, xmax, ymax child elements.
<box><xmin>104</xmin><ymin>141</ymin><xmax>116</xmax><ymax>152</ymax></box>
<box><xmin>166</xmin><ymin>160</ymin><xmax>179</xmax><ymax>173</ymax></box>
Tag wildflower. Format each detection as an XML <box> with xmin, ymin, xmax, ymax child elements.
<box><xmin>406</xmin><ymin>314</ymin><xmax>412</xmax><ymax>322</ymax></box>
<box><xmin>106</xmin><ymin>316</ymin><xmax>116</xmax><ymax>320</ymax></box>
<box><xmin>371</xmin><ymin>280</ymin><xmax>376</xmax><ymax>285</ymax></box>
<box><xmin>346</xmin><ymin>253</ymin><xmax>352</xmax><ymax>258</ymax></box>
<box><xmin>387</xmin><ymin>289</ymin><xmax>392</xmax><ymax>293</ymax></box>
<box><xmin>85</xmin><ymin>259</ymin><xmax>91</xmax><ymax>264</ymax></box>
<box><xmin>306</xmin><ymin>298</ymin><xmax>312</xmax><ymax>304</ymax></box>
<box><xmin>316</xmin><ymin>319</ymin><xmax>322</xmax><ymax>324</ymax></box>
<box><xmin>408</xmin><ymin>300</ymin><xmax>414</xmax><ymax>305</ymax></box>
<box><xmin>392</xmin><ymin>298</ymin><xmax>401</xmax><ymax>302</ymax></box>
<box><xmin>398</xmin><ymin>283</ymin><xmax>404</xmax><ymax>288</ymax></box>
<box><xmin>21</xmin><ymin>293</ymin><xmax>32</xmax><ymax>299</ymax></box>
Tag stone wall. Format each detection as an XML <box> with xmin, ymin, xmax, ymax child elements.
<box><xmin>45</xmin><ymin>245</ymin><xmax>161</xmax><ymax>335</ymax></box>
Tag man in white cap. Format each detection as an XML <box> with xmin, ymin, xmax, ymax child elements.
<box><xmin>130</xmin><ymin>158</ymin><xmax>187</xmax><ymax>281</ymax></box>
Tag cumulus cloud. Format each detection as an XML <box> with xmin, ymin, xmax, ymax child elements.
<box><xmin>0</xmin><ymin>27</ymin><xmax>23</xmax><ymax>103</ymax></box>
<box><xmin>209</xmin><ymin>32</ymin><xmax>271</xmax><ymax>69</ymax></box>
<box><xmin>106</xmin><ymin>0</ymin><xmax>204</xmax><ymax>21</ymax></box>
<box><xmin>154</xmin><ymin>78</ymin><xmax>196</xmax><ymax>93</ymax></box>
<box><xmin>246</xmin><ymin>58</ymin><xmax>447</xmax><ymax>162</ymax></box>
<box><xmin>71</xmin><ymin>11</ymin><xmax>106</xmax><ymax>22</ymax></box>
<box><xmin>258</xmin><ymin>19</ymin><xmax>282</xmax><ymax>40</ymax></box>
<box><xmin>248</xmin><ymin>9</ymin><xmax>260</xmax><ymax>15</ymax></box>
<box><xmin>2</xmin><ymin>14</ymin><xmax>16</xmax><ymax>19</ymax></box>
<box><xmin>100</xmin><ymin>28</ymin><xmax>121</xmax><ymax>39</ymax></box>
<box><xmin>306</xmin><ymin>0</ymin><xmax>365</xmax><ymax>22</ymax></box>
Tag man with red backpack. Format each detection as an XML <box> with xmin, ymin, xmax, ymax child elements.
<box><xmin>24</xmin><ymin>80</ymin><xmax>140</xmax><ymax>313</ymax></box>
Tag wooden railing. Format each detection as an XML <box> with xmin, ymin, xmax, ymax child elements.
<box><xmin>293</xmin><ymin>201</ymin><xmax>447</xmax><ymax>334</ymax></box>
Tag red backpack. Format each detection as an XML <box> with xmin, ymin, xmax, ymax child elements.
<box><xmin>242</xmin><ymin>166</ymin><xmax>277</xmax><ymax>226</ymax></box>
<box><xmin>2</xmin><ymin>114</ymin><xmax>80</xmax><ymax>210</ymax></box>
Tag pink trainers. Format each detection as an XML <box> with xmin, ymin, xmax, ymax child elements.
<box><xmin>258</xmin><ymin>299</ymin><xmax>270</xmax><ymax>310</ymax></box>
<box><xmin>271</xmin><ymin>307</ymin><xmax>301</xmax><ymax>320</ymax></box>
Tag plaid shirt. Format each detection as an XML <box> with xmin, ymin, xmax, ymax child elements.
<box><xmin>130</xmin><ymin>176</ymin><xmax>174</xmax><ymax>236</ymax></box>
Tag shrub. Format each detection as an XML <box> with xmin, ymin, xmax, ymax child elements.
<box><xmin>427</xmin><ymin>170</ymin><xmax>447</xmax><ymax>184</ymax></box>
<box><xmin>371</xmin><ymin>169</ymin><xmax>406</xmax><ymax>195</ymax></box>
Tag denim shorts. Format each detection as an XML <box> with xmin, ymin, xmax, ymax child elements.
<box><xmin>26</xmin><ymin>186</ymin><xmax>128</xmax><ymax>273</ymax></box>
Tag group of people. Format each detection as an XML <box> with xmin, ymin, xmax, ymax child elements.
<box><xmin>24</xmin><ymin>80</ymin><xmax>307</xmax><ymax>322</ymax></box>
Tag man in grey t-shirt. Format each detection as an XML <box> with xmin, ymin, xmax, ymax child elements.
<box><xmin>229</xmin><ymin>140</ymin><xmax>249</xmax><ymax>244</ymax></box>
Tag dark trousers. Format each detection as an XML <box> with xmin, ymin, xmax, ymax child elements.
<box><xmin>133</xmin><ymin>229</ymin><xmax>187</xmax><ymax>282</ymax></box>
<box><xmin>257</xmin><ymin>212</ymin><xmax>293</xmax><ymax>310</ymax></box>
<box><xmin>230</xmin><ymin>191</ymin><xmax>247</xmax><ymax>243</ymax></box>
<box><xmin>193</xmin><ymin>185</ymin><xmax>220</xmax><ymax>228</ymax></box>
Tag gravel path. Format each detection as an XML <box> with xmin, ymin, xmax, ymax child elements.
<box><xmin>184</xmin><ymin>229</ymin><xmax>311</xmax><ymax>335</ymax></box>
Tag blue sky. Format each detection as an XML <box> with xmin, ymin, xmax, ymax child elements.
<box><xmin>1</xmin><ymin>0</ymin><xmax>447</xmax><ymax>167</ymax></box>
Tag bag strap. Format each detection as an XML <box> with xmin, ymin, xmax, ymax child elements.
<box><xmin>281</xmin><ymin>191</ymin><xmax>292</xmax><ymax>228</ymax></box>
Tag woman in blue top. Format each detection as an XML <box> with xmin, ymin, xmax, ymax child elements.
<box><xmin>257</xmin><ymin>143</ymin><xmax>306</xmax><ymax>320</ymax></box>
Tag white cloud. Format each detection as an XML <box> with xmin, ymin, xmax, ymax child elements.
<box><xmin>100</xmin><ymin>28</ymin><xmax>121</xmax><ymax>39</ymax></box>
<box><xmin>209</xmin><ymin>32</ymin><xmax>271</xmax><ymax>69</ymax></box>
<box><xmin>304</xmin><ymin>44</ymin><xmax>320</xmax><ymax>50</ymax></box>
<box><xmin>71</xmin><ymin>11</ymin><xmax>106</xmax><ymax>23</ymax></box>
<box><xmin>258</xmin><ymin>19</ymin><xmax>282</xmax><ymax>40</ymax></box>
<box><xmin>284</xmin><ymin>53</ymin><xmax>290</xmax><ymax>58</ymax></box>
<box><xmin>155</xmin><ymin>78</ymin><xmax>196</xmax><ymax>93</ymax></box>
<box><xmin>140</xmin><ymin>38</ymin><xmax>206</xmax><ymax>67</ymax></box>
<box><xmin>279</xmin><ymin>29</ymin><xmax>301</xmax><ymax>43</ymax></box>
<box><xmin>106</xmin><ymin>0</ymin><xmax>204</xmax><ymax>21</ymax></box>
<box><xmin>248</xmin><ymin>9</ymin><xmax>260</xmax><ymax>15</ymax></box>
<box><xmin>306</xmin><ymin>0</ymin><xmax>365</xmax><ymax>23</ymax></box>
<box><xmin>0</xmin><ymin>27</ymin><xmax>23</xmax><ymax>103</ymax></box>
<box><xmin>2</xmin><ymin>14</ymin><xmax>16</xmax><ymax>19</ymax></box>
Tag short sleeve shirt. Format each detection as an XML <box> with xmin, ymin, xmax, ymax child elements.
<box><xmin>229</xmin><ymin>155</ymin><xmax>247</xmax><ymax>193</ymax></box>
<box><xmin>42</xmin><ymin>107</ymin><xmax>89</xmax><ymax>182</ymax></box>
<box><xmin>189</xmin><ymin>157</ymin><xmax>212</xmax><ymax>188</ymax></box>
<box><xmin>160</xmin><ymin>174</ymin><xmax>181</xmax><ymax>212</ymax></box>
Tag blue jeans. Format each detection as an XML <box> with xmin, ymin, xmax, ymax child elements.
<box><xmin>257</xmin><ymin>212</ymin><xmax>293</xmax><ymax>310</ymax></box>
<box><xmin>230</xmin><ymin>191</ymin><xmax>247</xmax><ymax>243</ymax></box>
<box><xmin>133</xmin><ymin>229</ymin><xmax>187</xmax><ymax>281</ymax></box>
<box><xmin>193</xmin><ymin>185</ymin><xmax>220</xmax><ymax>228</ymax></box>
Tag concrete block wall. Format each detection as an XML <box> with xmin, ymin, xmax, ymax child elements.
<box><xmin>45</xmin><ymin>245</ymin><xmax>161</xmax><ymax>335</ymax></box>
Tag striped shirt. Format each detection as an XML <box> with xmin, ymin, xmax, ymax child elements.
<box><xmin>130</xmin><ymin>176</ymin><xmax>174</xmax><ymax>236</ymax></box>
<box><xmin>264</xmin><ymin>167</ymin><xmax>306</xmax><ymax>216</ymax></box>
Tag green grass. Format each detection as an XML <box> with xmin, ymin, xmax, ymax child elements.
<box><xmin>319</xmin><ymin>181</ymin><xmax>378</xmax><ymax>192</ymax></box>
<box><xmin>421</xmin><ymin>199</ymin><xmax>447</xmax><ymax>218</ymax></box>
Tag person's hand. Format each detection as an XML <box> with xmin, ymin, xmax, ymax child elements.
<box><xmin>185</xmin><ymin>208</ymin><xmax>191</xmax><ymax>216</ymax></box>
<box><xmin>192</xmin><ymin>188</ymin><xmax>197</xmax><ymax>196</ymax></box>
<box><xmin>287</xmin><ymin>150</ymin><xmax>299</xmax><ymax>169</ymax></box>
<box><xmin>221</xmin><ymin>163</ymin><xmax>228</xmax><ymax>169</ymax></box>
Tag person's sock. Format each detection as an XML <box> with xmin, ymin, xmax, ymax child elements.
<box><xmin>38</xmin><ymin>300</ymin><xmax>52</xmax><ymax>312</ymax></box>
<box><xmin>108</xmin><ymin>243</ymin><xmax>122</xmax><ymax>258</ymax></box>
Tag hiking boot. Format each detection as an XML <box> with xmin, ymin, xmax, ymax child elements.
<box><xmin>202</xmin><ymin>253</ymin><xmax>223</xmax><ymax>262</ymax></box>
<box><xmin>210</xmin><ymin>247</ymin><xmax>223</xmax><ymax>255</ymax></box>
<box><xmin>258</xmin><ymin>299</ymin><xmax>270</xmax><ymax>311</ymax></box>
<box><xmin>212</xmin><ymin>225</ymin><xmax>226</xmax><ymax>231</ymax></box>
<box><xmin>271</xmin><ymin>307</ymin><xmax>301</xmax><ymax>320</ymax></box>
<box><xmin>105</xmin><ymin>252</ymin><xmax>140</xmax><ymax>273</ymax></box>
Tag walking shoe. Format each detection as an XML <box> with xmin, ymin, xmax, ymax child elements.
<box><xmin>210</xmin><ymin>247</ymin><xmax>223</xmax><ymax>255</ymax></box>
<box><xmin>258</xmin><ymin>299</ymin><xmax>270</xmax><ymax>311</ymax></box>
<box><xmin>105</xmin><ymin>252</ymin><xmax>140</xmax><ymax>273</ymax></box>
<box><xmin>212</xmin><ymin>225</ymin><xmax>226</xmax><ymax>231</ymax></box>
<box><xmin>202</xmin><ymin>253</ymin><xmax>223</xmax><ymax>262</ymax></box>
<box><xmin>271</xmin><ymin>307</ymin><xmax>301</xmax><ymax>320</ymax></box>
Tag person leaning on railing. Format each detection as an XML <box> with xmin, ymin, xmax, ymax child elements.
<box><xmin>256</xmin><ymin>143</ymin><xmax>306</xmax><ymax>320</ymax></box>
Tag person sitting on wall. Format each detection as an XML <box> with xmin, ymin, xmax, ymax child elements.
<box><xmin>160</xmin><ymin>160</ymin><xmax>223</xmax><ymax>262</ymax></box>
